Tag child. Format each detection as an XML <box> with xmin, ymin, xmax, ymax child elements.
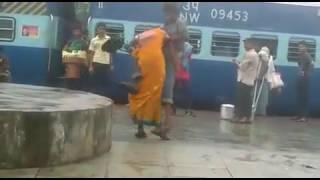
<box><xmin>173</xmin><ymin>41</ymin><xmax>193</xmax><ymax>116</ymax></box>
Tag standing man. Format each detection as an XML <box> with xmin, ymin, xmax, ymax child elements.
<box><xmin>233</xmin><ymin>38</ymin><xmax>259</xmax><ymax>124</ymax></box>
<box><xmin>152</xmin><ymin>2</ymin><xmax>188</xmax><ymax>140</ymax></box>
<box><xmin>88</xmin><ymin>22</ymin><xmax>112</xmax><ymax>97</ymax></box>
<box><xmin>293</xmin><ymin>41</ymin><xmax>313</xmax><ymax>122</ymax></box>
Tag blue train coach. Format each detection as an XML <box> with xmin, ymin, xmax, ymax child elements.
<box><xmin>0</xmin><ymin>2</ymin><xmax>75</xmax><ymax>86</ymax></box>
<box><xmin>86</xmin><ymin>2</ymin><xmax>320</xmax><ymax>116</ymax></box>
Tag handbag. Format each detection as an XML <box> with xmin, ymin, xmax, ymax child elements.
<box><xmin>101</xmin><ymin>37</ymin><xmax>124</xmax><ymax>54</ymax></box>
<box><xmin>270</xmin><ymin>72</ymin><xmax>284</xmax><ymax>89</ymax></box>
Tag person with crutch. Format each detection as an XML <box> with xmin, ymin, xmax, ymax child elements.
<box><xmin>251</xmin><ymin>46</ymin><xmax>275</xmax><ymax>120</ymax></box>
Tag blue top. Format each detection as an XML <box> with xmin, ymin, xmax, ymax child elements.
<box><xmin>182</xmin><ymin>42</ymin><xmax>193</xmax><ymax>72</ymax></box>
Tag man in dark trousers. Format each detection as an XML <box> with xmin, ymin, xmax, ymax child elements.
<box><xmin>88</xmin><ymin>23</ymin><xmax>112</xmax><ymax>97</ymax></box>
<box><xmin>233</xmin><ymin>38</ymin><xmax>259</xmax><ymax>124</ymax></box>
<box><xmin>293</xmin><ymin>41</ymin><xmax>313</xmax><ymax>122</ymax></box>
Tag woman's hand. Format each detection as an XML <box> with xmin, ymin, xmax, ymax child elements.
<box><xmin>89</xmin><ymin>65</ymin><xmax>94</xmax><ymax>73</ymax></box>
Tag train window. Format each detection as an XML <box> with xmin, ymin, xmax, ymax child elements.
<box><xmin>287</xmin><ymin>37</ymin><xmax>316</xmax><ymax>62</ymax></box>
<box><xmin>211</xmin><ymin>32</ymin><xmax>240</xmax><ymax>57</ymax></box>
<box><xmin>0</xmin><ymin>17</ymin><xmax>15</xmax><ymax>42</ymax></box>
<box><xmin>134</xmin><ymin>25</ymin><xmax>159</xmax><ymax>36</ymax></box>
<box><xmin>188</xmin><ymin>29</ymin><xmax>201</xmax><ymax>54</ymax></box>
<box><xmin>251</xmin><ymin>34</ymin><xmax>278</xmax><ymax>59</ymax></box>
<box><xmin>101</xmin><ymin>22</ymin><xmax>124</xmax><ymax>43</ymax></box>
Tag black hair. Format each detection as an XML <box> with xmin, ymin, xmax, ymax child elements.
<box><xmin>163</xmin><ymin>2</ymin><xmax>179</xmax><ymax>15</ymax></box>
<box><xmin>96</xmin><ymin>22</ymin><xmax>107</xmax><ymax>30</ymax></box>
<box><xmin>243</xmin><ymin>38</ymin><xmax>255</xmax><ymax>43</ymax></box>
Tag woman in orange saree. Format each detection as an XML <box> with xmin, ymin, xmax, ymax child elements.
<box><xmin>126</xmin><ymin>27</ymin><xmax>169</xmax><ymax>138</ymax></box>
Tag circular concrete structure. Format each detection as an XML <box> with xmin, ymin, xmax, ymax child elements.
<box><xmin>0</xmin><ymin>83</ymin><xmax>113</xmax><ymax>169</ymax></box>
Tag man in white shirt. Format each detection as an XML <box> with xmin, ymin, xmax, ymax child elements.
<box><xmin>88</xmin><ymin>23</ymin><xmax>111</xmax><ymax>96</ymax></box>
<box><xmin>233</xmin><ymin>38</ymin><xmax>259</xmax><ymax>123</ymax></box>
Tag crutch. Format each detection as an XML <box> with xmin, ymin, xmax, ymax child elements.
<box><xmin>251</xmin><ymin>77</ymin><xmax>266</xmax><ymax>121</ymax></box>
<box><xmin>250</xmin><ymin>59</ymin><xmax>267</xmax><ymax>121</ymax></box>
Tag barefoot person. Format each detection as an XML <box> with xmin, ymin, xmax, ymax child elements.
<box><xmin>124</xmin><ymin>27</ymin><xmax>172</xmax><ymax>139</ymax></box>
<box><xmin>233</xmin><ymin>38</ymin><xmax>259</xmax><ymax>124</ymax></box>
<box><xmin>173</xmin><ymin>41</ymin><xmax>193</xmax><ymax>116</ymax></box>
<box><xmin>152</xmin><ymin>2</ymin><xmax>188</xmax><ymax>140</ymax></box>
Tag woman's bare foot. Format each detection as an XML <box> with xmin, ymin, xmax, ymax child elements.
<box><xmin>151</xmin><ymin>128</ymin><xmax>170</xmax><ymax>140</ymax></box>
<box><xmin>159</xmin><ymin>131</ymin><xmax>170</xmax><ymax>141</ymax></box>
<box><xmin>135</xmin><ymin>130</ymin><xmax>147</xmax><ymax>139</ymax></box>
<box><xmin>151</xmin><ymin>128</ymin><xmax>161</xmax><ymax>137</ymax></box>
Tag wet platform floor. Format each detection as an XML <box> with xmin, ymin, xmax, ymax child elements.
<box><xmin>1</xmin><ymin>105</ymin><xmax>319</xmax><ymax>178</ymax></box>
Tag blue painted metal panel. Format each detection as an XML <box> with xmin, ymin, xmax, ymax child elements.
<box><xmin>90</xmin><ymin>2</ymin><xmax>320</xmax><ymax>36</ymax></box>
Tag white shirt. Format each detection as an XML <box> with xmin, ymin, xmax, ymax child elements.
<box><xmin>237</xmin><ymin>49</ymin><xmax>259</xmax><ymax>86</ymax></box>
<box><xmin>257</xmin><ymin>49</ymin><xmax>276</xmax><ymax>83</ymax></box>
<box><xmin>266</xmin><ymin>56</ymin><xmax>276</xmax><ymax>83</ymax></box>
<box><xmin>89</xmin><ymin>35</ymin><xmax>111</xmax><ymax>64</ymax></box>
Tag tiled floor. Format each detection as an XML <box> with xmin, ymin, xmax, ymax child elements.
<box><xmin>0</xmin><ymin>105</ymin><xmax>320</xmax><ymax>178</ymax></box>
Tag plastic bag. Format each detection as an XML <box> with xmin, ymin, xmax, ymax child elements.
<box><xmin>270</xmin><ymin>72</ymin><xmax>284</xmax><ymax>89</ymax></box>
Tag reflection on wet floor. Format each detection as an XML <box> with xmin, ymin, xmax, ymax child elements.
<box><xmin>109</xmin><ymin>106</ymin><xmax>320</xmax><ymax>177</ymax></box>
<box><xmin>113</xmin><ymin>105</ymin><xmax>320</xmax><ymax>154</ymax></box>
<box><xmin>0</xmin><ymin>105</ymin><xmax>319</xmax><ymax>178</ymax></box>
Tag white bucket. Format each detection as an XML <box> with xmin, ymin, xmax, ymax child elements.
<box><xmin>220</xmin><ymin>104</ymin><xmax>235</xmax><ymax>120</ymax></box>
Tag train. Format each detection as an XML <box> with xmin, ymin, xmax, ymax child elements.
<box><xmin>0</xmin><ymin>2</ymin><xmax>77</xmax><ymax>86</ymax></box>
<box><xmin>1</xmin><ymin>2</ymin><xmax>320</xmax><ymax>116</ymax></box>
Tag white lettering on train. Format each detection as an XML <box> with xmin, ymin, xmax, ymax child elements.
<box><xmin>210</xmin><ymin>8</ymin><xmax>249</xmax><ymax>22</ymax></box>
<box><xmin>180</xmin><ymin>2</ymin><xmax>200</xmax><ymax>24</ymax></box>
<box><xmin>98</xmin><ymin>2</ymin><xmax>103</xmax><ymax>9</ymax></box>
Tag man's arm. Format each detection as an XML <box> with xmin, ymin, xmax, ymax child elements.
<box><xmin>307</xmin><ymin>53</ymin><xmax>314</xmax><ymax>73</ymax></box>
<box><xmin>164</xmin><ymin>32</ymin><xmax>179</xmax><ymax>71</ymax></box>
<box><xmin>239</xmin><ymin>52</ymin><xmax>258</xmax><ymax>72</ymax></box>
<box><xmin>88</xmin><ymin>39</ymin><xmax>95</xmax><ymax>72</ymax></box>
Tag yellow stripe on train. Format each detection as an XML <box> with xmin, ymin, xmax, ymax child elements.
<box><xmin>1</xmin><ymin>2</ymin><xmax>47</xmax><ymax>15</ymax></box>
